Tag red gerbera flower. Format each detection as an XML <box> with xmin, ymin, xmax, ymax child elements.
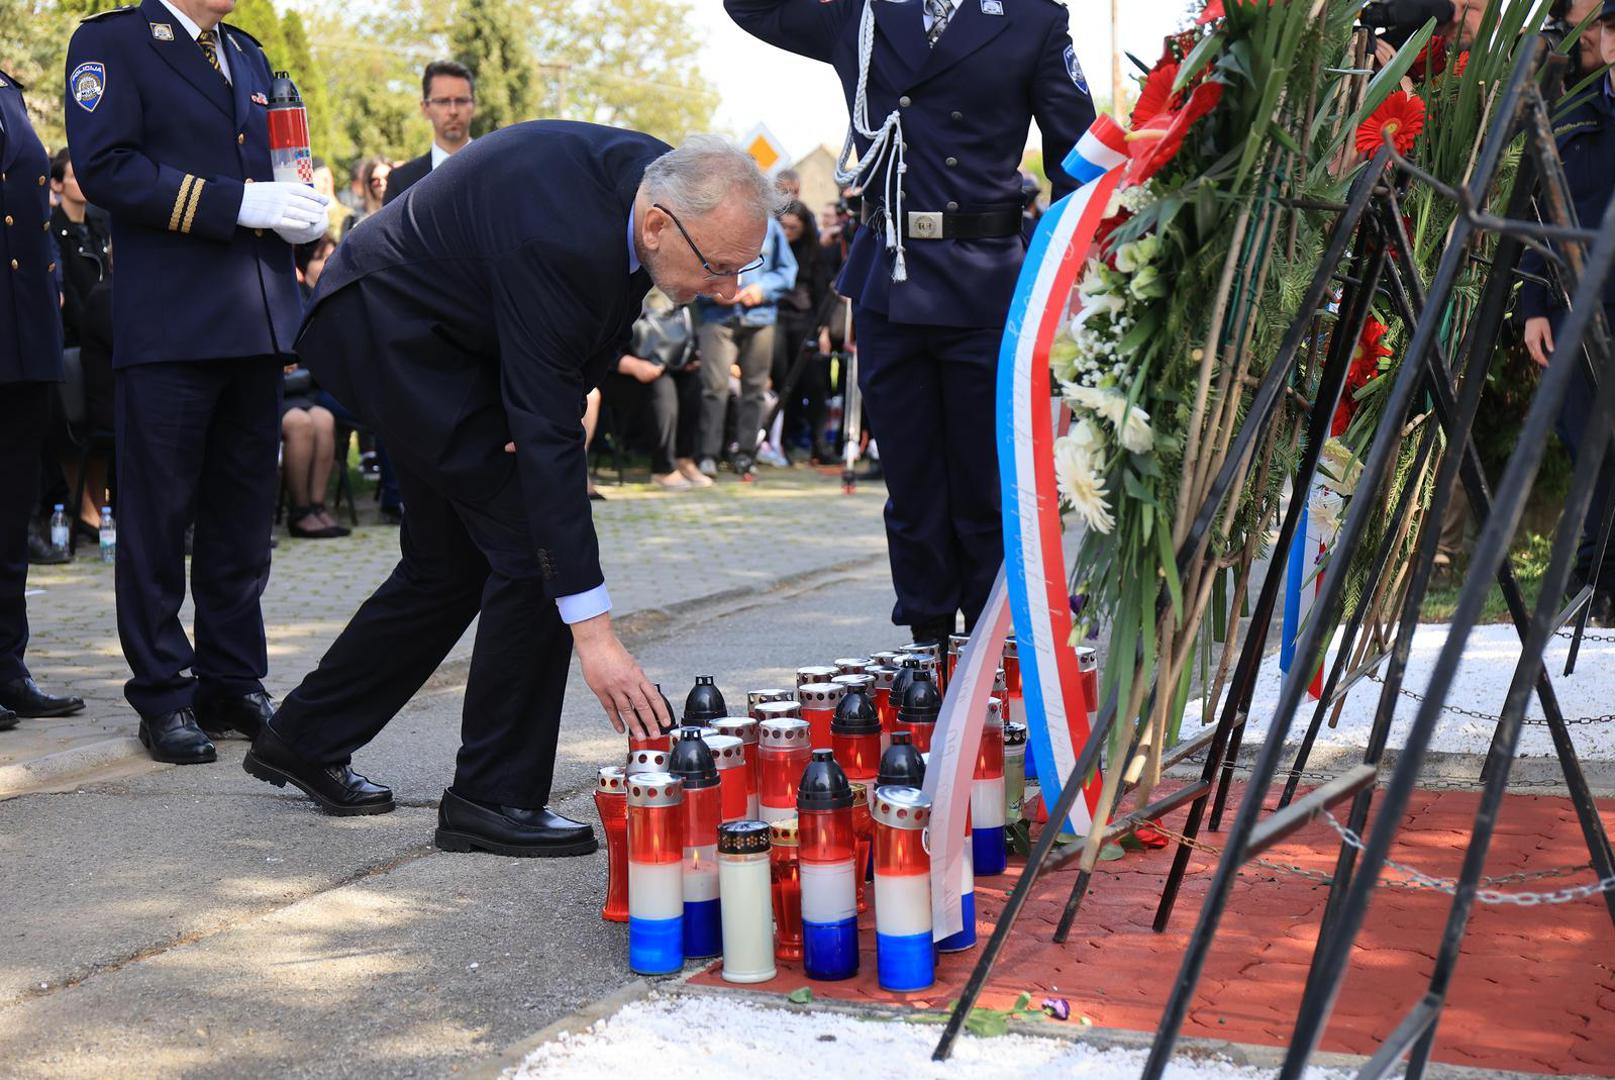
<box><xmin>1133</xmin><ymin>60</ymin><xmax>1182</xmax><ymax>127</ymax></box>
<box><xmin>1409</xmin><ymin>35</ymin><xmax>1448</xmax><ymax>80</ymax></box>
<box><xmin>1355</xmin><ymin>91</ymin><xmax>1427</xmax><ymax>157</ymax></box>
<box><xmin>1197</xmin><ymin>0</ymin><xmax>1225</xmax><ymax>23</ymax></box>
<box><xmin>1451</xmin><ymin>51</ymin><xmax>1470</xmax><ymax>78</ymax></box>
<box><xmin>1125</xmin><ymin>80</ymin><xmax>1225</xmax><ymax>186</ymax></box>
<box><xmin>1332</xmin><ymin>319</ymin><xmax>1393</xmax><ymax>436</ymax></box>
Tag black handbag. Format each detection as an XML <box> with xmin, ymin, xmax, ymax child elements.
<box><xmin>282</xmin><ymin>367</ymin><xmax>313</xmax><ymax>396</ymax></box>
<box><xmin>629</xmin><ymin>305</ymin><xmax>696</xmax><ymax>372</ymax></box>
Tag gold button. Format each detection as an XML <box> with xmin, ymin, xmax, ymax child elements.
<box><xmin>43</xmin><ymin>221</ymin><xmax>50</xmax><ymax>231</ymax></box>
<box><xmin>3</xmin><ymin>215</ymin><xmax>11</xmax><ymax>226</ymax></box>
<box><xmin>47</xmin><ymin>261</ymin><xmax>56</xmax><ymax>272</ymax></box>
<box><xmin>237</xmin><ymin>133</ymin><xmax>245</xmax><ymax>145</ymax></box>
<box><xmin>38</xmin><ymin>176</ymin><xmax>46</xmax><ymax>186</ymax></box>
<box><xmin>254</xmin><ymin>228</ymin><xmax>263</xmax><ymax>237</ymax></box>
<box><xmin>244</xmin><ymin>177</ymin><xmax>254</xmax><ymax>184</ymax></box>
<box><xmin>9</xmin><ymin>260</ymin><xmax>17</xmax><ymax>270</ymax></box>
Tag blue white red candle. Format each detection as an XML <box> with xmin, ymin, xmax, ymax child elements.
<box><xmin>872</xmin><ymin>785</ymin><xmax>934</xmax><ymax>992</ymax></box>
<box><xmin>797</xmin><ymin>681</ymin><xmax>844</xmax><ymax>751</ymax></box>
<box><xmin>972</xmin><ymin>697</ymin><xmax>1008</xmax><ymax>876</ymax></box>
<box><xmin>712</xmin><ymin>716</ymin><xmax>761</xmax><ymax>817</ymax></box>
<box><xmin>796</xmin><ymin>750</ymin><xmax>859</xmax><ymax>980</ymax></box>
<box><xmin>668</xmin><ymin>730</ymin><xmax>722</xmax><ymax>960</ymax></box>
<box><xmin>626</xmin><ymin>771</ymin><xmax>684</xmax><ymax>975</ymax></box>
<box><xmin>758</xmin><ymin>716</ymin><xmax>812</xmax><ymax>823</ymax></box>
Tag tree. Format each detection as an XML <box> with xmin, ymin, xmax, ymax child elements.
<box><xmin>529</xmin><ymin>0</ymin><xmax>717</xmax><ymax>143</ymax></box>
<box><xmin>448</xmin><ymin>0</ymin><xmax>537</xmax><ymax>136</ymax></box>
<box><xmin>228</xmin><ymin>0</ymin><xmax>288</xmax><ymax>68</ymax></box>
<box><xmin>278</xmin><ymin>8</ymin><xmax>335</xmax><ymax>164</ymax></box>
<box><xmin>1</xmin><ymin>0</ymin><xmax>71</xmax><ymax>148</ymax></box>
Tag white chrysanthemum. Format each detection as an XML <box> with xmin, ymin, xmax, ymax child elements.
<box><xmin>1309</xmin><ymin>486</ymin><xmax>1344</xmax><ymax>534</ymax></box>
<box><xmin>1120</xmin><ymin>406</ymin><xmax>1154</xmax><ymax>454</ymax></box>
<box><xmin>1319</xmin><ymin>438</ymin><xmax>1363</xmax><ymax>495</ymax></box>
<box><xmin>1073</xmin><ymin>290</ymin><xmax>1124</xmax><ymax>328</ymax></box>
<box><xmin>1064</xmin><ymin>383</ymin><xmax>1113</xmax><ymax>418</ymax></box>
<box><xmin>1069</xmin><ymin>417</ymin><xmax>1106</xmax><ymax>455</ymax></box>
<box><xmin>1054</xmin><ymin>436</ymin><xmax>1115</xmax><ymax>534</ymax></box>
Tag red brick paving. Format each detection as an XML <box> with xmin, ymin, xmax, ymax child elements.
<box><xmin>692</xmin><ymin>783</ymin><xmax>1615</xmax><ymax>1075</ymax></box>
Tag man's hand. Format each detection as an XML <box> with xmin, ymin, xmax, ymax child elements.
<box><xmin>817</xmin><ymin>327</ymin><xmax>832</xmax><ymax>355</ymax></box>
<box><xmin>736</xmin><ymin>283</ymin><xmax>766</xmax><ymax>307</ymax></box>
<box><xmin>571</xmin><ymin>612</ymin><xmax>670</xmax><ymax>742</ymax></box>
<box><xmin>618</xmin><ymin>355</ymin><xmax>664</xmax><ymax>384</ymax></box>
<box><xmin>1525</xmin><ymin>316</ymin><xmax>1555</xmax><ymax>369</ymax></box>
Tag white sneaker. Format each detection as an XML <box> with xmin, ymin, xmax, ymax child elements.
<box><xmin>755</xmin><ymin>443</ymin><xmax>790</xmax><ymax>469</ymax></box>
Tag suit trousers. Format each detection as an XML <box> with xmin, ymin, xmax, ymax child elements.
<box><xmin>697</xmin><ymin>320</ymin><xmax>775</xmax><ymax>460</ymax></box>
<box><xmin>1553</xmin><ymin>305</ymin><xmax>1615</xmax><ymax>586</ymax></box>
<box><xmin>115</xmin><ymin>359</ymin><xmax>280</xmax><ymax>716</ymax></box>
<box><xmin>272</xmin><ymin>459</ymin><xmax>572</xmax><ymax>808</ymax></box>
<box><xmin>0</xmin><ymin>382</ymin><xmax>51</xmax><ymax>683</ymax></box>
<box><xmin>854</xmin><ymin>305</ymin><xmax>1003</xmax><ymax>630</ymax></box>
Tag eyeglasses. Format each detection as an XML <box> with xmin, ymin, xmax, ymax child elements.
<box><xmin>425</xmin><ymin>97</ymin><xmax>474</xmax><ymax>108</ymax></box>
<box><xmin>653</xmin><ymin>203</ymin><xmax>764</xmax><ymax>278</ymax></box>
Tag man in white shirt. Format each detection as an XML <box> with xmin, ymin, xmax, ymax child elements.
<box><xmin>383</xmin><ymin>60</ymin><xmax>476</xmax><ymax>205</ymax></box>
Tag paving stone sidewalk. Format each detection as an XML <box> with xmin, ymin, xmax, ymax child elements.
<box><xmin>2</xmin><ymin>468</ymin><xmax>888</xmax><ymax>787</ymax></box>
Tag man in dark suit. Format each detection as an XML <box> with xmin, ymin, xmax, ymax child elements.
<box><xmin>65</xmin><ymin>0</ymin><xmax>330</xmax><ymax>764</ymax></box>
<box><xmin>383</xmin><ymin>59</ymin><xmax>476</xmax><ymax>206</ymax></box>
<box><xmin>245</xmin><ymin>123</ymin><xmax>778</xmax><ymax>857</ymax></box>
<box><xmin>728</xmin><ymin>0</ymin><xmax>1094</xmax><ymax>644</ymax></box>
<box><xmin>0</xmin><ymin>70</ymin><xmax>88</xmax><ymax>728</ymax></box>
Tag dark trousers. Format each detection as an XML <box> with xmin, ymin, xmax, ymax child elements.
<box><xmin>114</xmin><ymin>359</ymin><xmax>280</xmax><ymax>716</ymax></box>
<box><xmin>273</xmin><ymin>460</ymin><xmax>572</xmax><ymax>808</ymax></box>
<box><xmin>602</xmin><ymin>367</ymin><xmax>701</xmax><ymax>475</ymax></box>
<box><xmin>1554</xmin><ymin>310</ymin><xmax>1615</xmax><ymax>586</ymax></box>
<box><xmin>854</xmin><ymin>305</ymin><xmax>1003</xmax><ymax>630</ymax></box>
<box><xmin>0</xmin><ymin>382</ymin><xmax>51</xmax><ymax>684</ymax></box>
<box><xmin>776</xmin><ymin>313</ymin><xmax>828</xmax><ymax>452</ymax></box>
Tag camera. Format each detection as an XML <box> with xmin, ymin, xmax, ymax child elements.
<box><xmin>1360</xmin><ymin>0</ymin><xmax>1455</xmax><ymax>47</ymax></box>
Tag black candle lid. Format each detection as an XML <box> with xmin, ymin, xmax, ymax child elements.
<box><xmin>877</xmin><ymin>734</ymin><xmax>926</xmax><ymax>788</ymax></box>
<box><xmin>718</xmin><ymin>819</ymin><xmax>771</xmax><ymax>855</ymax></box>
<box><xmin>683</xmin><ymin>675</ymin><xmax>728</xmax><ymax>724</ymax></box>
<box><xmin>667</xmin><ymin>726</ymin><xmax>718</xmax><ymax>788</ymax></box>
<box><xmin>830</xmin><ymin>687</ymin><xmax>880</xmax><ymax>736</ymax></box>
<box><xmin>796</xmin><ymin>749</ymin><xmax>852</xmax><ymax>811</ymax></box>
<box><xmin>898</xmin><ymin>669</ymin><xmax>942</xmax><ymax>721</ymax></box>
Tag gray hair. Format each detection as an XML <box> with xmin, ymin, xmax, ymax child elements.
<box><xmin>641</xmin><ymin>134</ymin><xmax>788</xmax><ymax>221</ymax></box>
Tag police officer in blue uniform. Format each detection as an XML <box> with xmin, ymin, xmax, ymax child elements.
<box><xmin>0</xmin><ymin>70</ymin><xmax>88</xmax><ymax>730</ymax></box>
<box><xmin>65</xmin><ymin>0</ymin><xmax>329</xmax><ymax>764</ymax></box>
<box><xmin>727</xmin><ymin>0</ymin><xmax>1095</xmax><ymax>644</ymax></box>
<box><xmin>1520</xmin><ymin>1</ymin><xmax>1615</xmax><ymax>614</ymax></box>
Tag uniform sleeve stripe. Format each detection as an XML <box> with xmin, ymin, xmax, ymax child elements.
<box><xmin>180</xmin><ymin>177</ymin><xmax>204</xmax><ymax>235</ymax></box>
<box><xmin>168</xmin><ymin>174</ymin><xmax>195</xmax><ymax>232</ymax></box>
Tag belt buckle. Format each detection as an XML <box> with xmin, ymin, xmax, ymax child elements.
<box><xmin>906</xmin><ymin>211</ymin><xmax>944</xmax><ymax>239</ymax></box>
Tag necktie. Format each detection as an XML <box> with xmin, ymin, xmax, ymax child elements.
<box><xmin>925</xmin><ymin>0</ymin><xmax>954</xmax><ymax>47</ymax></box>
<box><xmin>198</xmin><ymin>29</ymin><xmax>225</xmax><ymax>79</ymax></box>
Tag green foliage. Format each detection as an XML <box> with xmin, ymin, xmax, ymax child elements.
<box><xmin>449</xmin><ymin>0</ymin><xmax>536</xmax><ymax>136</ymax></box>
<box><xmin>0</xmin><ymin>0</ymin><xmax>71</xmax><ymax>147</ymax></box>
<box><xmin>278</xmin><ymin>9</ymin><xmax>334</xmax><ymax>166</ymax></box>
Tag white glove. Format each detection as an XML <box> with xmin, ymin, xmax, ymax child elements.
<box><xmin>237</xmin><ymin>181</ymin><xmax>328</xmax><ymax>232</ymax></box>
<box><xmin>274</xmin><ymin>216</ymin><xmax>330</xmax><ymax>246</ymax></box>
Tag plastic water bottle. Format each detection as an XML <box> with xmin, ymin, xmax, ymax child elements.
<box><xmin>99</xmin><ymin>506</ymin><xmax>116</xmax><ymax>564</ymax></box>
<box><xmin>49</xmin><ymin>504</ymin><xmax>69</xmax><ymax>555</ymax></box>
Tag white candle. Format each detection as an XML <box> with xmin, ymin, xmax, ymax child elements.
<box><xmin>717</xmin><ymin>822</ymin><xmax>776</xmax><ymax>984</ymax></box>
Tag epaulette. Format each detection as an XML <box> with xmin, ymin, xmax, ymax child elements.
<box><xmin>224</xmin><ymin>24</ymin><xmax>264</xmax><ymax>49</ymax></box>
<box><xmin>80</xmin><ymin>4</ymin><xmax>139</xmax><ymax>21</ymax></box>
<box><xmin>0</xmin><ymin>69</ymin><xmax>23</xmax><ymax>91</ymax></box>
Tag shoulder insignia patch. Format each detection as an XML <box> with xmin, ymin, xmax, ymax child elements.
<box><xmin>70</xmin><ymin>61</ymin><xmax>106</xmax><ymax>113</ymax></box>
<box><xmin>1063</xmin><ymin>44</ymin><xmax>1088</xmax><ymax>93</ymax></box>
<box><xmin>150</xmin><ymin>22</ymin><xmax>174</xmax><ymax>40</ymax></box>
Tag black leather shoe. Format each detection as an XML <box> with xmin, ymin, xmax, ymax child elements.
<box><xmin>138</xmin><ymin>709</ymin><xmax>216</xmax><ymax>765</ymax></box>
<box><xmin>0</xmin><ymin>676</ymin><xmax>85</xmax><ymax>718</ymax></box>
<box><xmin>0</xmin><ymin>706</ymin><xmax>17</xmax><ymax>732</ymax></box>
<box><xmin>196</xmin><ymin>691</ymin><xmax>274</xmax><ymax>739</ymax></box>
<box><xmin>434</xmin><ymin>788</ymin><xmax>598</xmax><ymax>857</ymax></box>
<box><xmin>243</xmin><ymin>723</ymin><xmax>394</xmax><ymax>816</ymax></box>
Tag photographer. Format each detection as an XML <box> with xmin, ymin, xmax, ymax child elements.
<box><xmin>605</xmin><ymin>290</ymin><xmax>708</xmax><ymax>491</ymax></box>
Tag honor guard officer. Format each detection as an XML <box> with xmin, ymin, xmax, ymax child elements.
<box><xmin>0</xmin><ymin>70</ymin><xmax>88</xmax><ymax>730</ymax></box>
<box><xmin>728</xmin><ymin>0</ymin><xmax>1095</xmax><ymax>644</ymax></box>
<box><xmin>65</xmin><ymin>0</ymin><xmax>329</xmax><ymax>765</ymax></box>
<box><xmin>244</xmin><ymin>127</ymin><xmax>775</xmax><ymax>856</ymax></box>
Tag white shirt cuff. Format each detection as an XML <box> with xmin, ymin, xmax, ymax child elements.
<box><xmin>556</xmin><ymin>584</ymin><xmax>611</xmax><ymax>624</ymax></box>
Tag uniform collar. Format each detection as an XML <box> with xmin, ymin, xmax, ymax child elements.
<box><xmin>626</xmin><ymin>202</ymin><xmax>640</xmax><ymax>275</ymax></box>
<box><xmin>154</xmin><ymin>0</ymin><xmax>208</xmax><ymax>43</ymax></box>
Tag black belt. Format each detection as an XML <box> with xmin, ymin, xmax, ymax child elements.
<box><xmin>861</xmin><ymin>202</ymin><xmax>1023</xmax><ymax>240</ymax></box>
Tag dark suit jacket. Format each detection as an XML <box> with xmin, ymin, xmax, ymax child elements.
<box><xmin>382</xmin><ymin>151</ymin><xmax>431</xmax><ymax>206</ymax></box>
<box><xmin>727</xmin><ymin>0</ymin><xmax>1095</xmax><ymax>329</ymax></box>
<box><xmin>64</xmin><ymin>0</ymin><xmax>304</xmax><ymax>366</ymax></box>
<box><xmin>0</xmin><ymin>70</ymin><xmax>64</xmax><ymax>384</ymax></box>
<box><xmin>298</xmin><ymin>120</ymin><xmax>668</xmax><ymax>599</ymax></box>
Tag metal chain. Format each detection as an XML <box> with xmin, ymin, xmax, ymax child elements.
<box><xmin>1141</xmin><ymin>818</ymin><xmax>1604</xmax><ymax>902</ymax></box>
<box><xmin>1322</xmin><ymin>812</ymin><xmax>1615</xmax><ymax>906</ymax></box>
<box><xmin>1365</xmin><ymin>671</ymin><xmax>1615</xmax><ymax>726</ymax></box>
<box><xmin>1556</xmin><ymin>627</ymin><xmax>1615</xmax><ymax>643</ymax></box>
